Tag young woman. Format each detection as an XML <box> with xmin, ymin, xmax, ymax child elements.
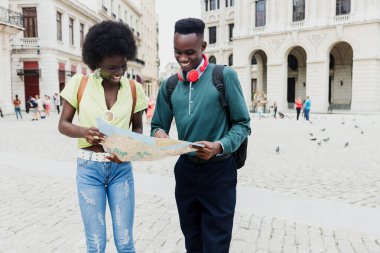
<box><xmin>58</xmin><ymin>21</ymin><xmax>147</xmax><ymax>252</ymax></box>
<box><xmin>13</xmin><ymin>94</ymin><xmax>23</xmax><ymax>120</ymax></box>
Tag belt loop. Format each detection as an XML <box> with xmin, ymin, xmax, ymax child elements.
<box><xmin>89</xmin><ymin>151</ymin><xmax>93</xmax><ymax>161</ymax></box>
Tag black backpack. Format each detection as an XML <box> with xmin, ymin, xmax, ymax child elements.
<box><xmin>166</xmin><ymin>65</ymin><xmax>248</xmax><ymax>169</ymax></box>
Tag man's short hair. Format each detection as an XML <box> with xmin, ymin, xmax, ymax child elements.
<box><xmin>174</xmin><ymin>18</ymin><xmax>205</xmax><ymax>36</ymax></box>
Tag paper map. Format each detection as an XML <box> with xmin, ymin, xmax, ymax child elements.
<box><xmin>97</xmin><ymin>118</ymin><xmax>196</xmax><ymax>161</ymax></box>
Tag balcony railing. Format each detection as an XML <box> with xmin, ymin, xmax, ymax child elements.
<box><xmin>333</xmin><ymin>14</ymin><xmax>352</xmax><ymax>24</ymax></box>
<box><xmin>16</xmin><ymin>69</ymin><xmax>41</xmax><ymax>77</ymax></box>
<box><xmin>0</xmin><ymin>6</ymin><xmax>23</xmax><ymax>28</ymax></box>
<box><xmin>21</xmin><ymin>38</ymin><xmax>39</xmax><ymax>46</ymax></box>
<box><xmin>253</xmin><ymin>26</ymin><xmax>265</xmax><ymax>34</ymax></box>
<box><xmin>291</xmin><ymin>20</ymin><xmax>304</xmax><ymax>29</ymax></box>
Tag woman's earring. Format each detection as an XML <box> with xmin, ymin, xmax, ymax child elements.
<box><xmin>94</xmin><ymin>69</ymin><xmax>101</xmax><ymax>79</ymax></box>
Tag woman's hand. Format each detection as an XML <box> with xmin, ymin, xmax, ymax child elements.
<box><xmin>105</xmin><ymin>153</ymin><xmax>123</xmax><ymax>163</ymax></box>
<box><xmin>154</xmin><ymin>129</ymin><xmax>169</xmax><ymax>138</ymax></box>
<box><xmin>83</xmin><ymin>126</ymin><xmax>105</xmax><ymax>145</ymax></box>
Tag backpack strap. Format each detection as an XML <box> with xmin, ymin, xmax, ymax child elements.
<box><xmin>166</xmin><ymin>74</ymin><xmax>179</xmax><ymax>109</ymax></box>
<box><xmin>77</xmin><ymin>75</ymin><xmax>89</xmax><ymax>113</ymax></box>
<box><xmin>129</xmin><ymin>79</ymin><xmax>137</xmax><ymax>127</ymax></box>
<box><xmin>212</xmin><ymin>65</ymin><xmax>227</xmax><ymax>108</ymax></box>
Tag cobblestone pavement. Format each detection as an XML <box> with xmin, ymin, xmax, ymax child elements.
<box><xmin>0</xmin><ymin>113</ymin><xmax>380</xmax><ymax>252</ymax></box>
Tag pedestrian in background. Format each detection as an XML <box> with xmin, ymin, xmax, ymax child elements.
<box><xmin>304</xmin><ymin>96</ymin><xmax>311</xmax><ymax>121</ymax></box>
<box><xmin>0</xmin><ymin>104</ymin><xmax>3</xmax><ymax>118</ymax></box>
<box><xmin>273</xmin><ymin>101</ymin><xmax>277</xmax><ymax>118</ymax></box>
<box><xmin>58</xmin><ymin>20</ymin><xmax>147</xmax><ymax>253</ymax></box>
<box><xmin>53</xmin><ymin>93</ymin><xmax>60</xmax><ymax>114</ymax></box>
<box><xmin>13</xmin><ymin>94</ymin><xmax>23</xmax><ymax>120</ymax></box>
<box><xmin>151</xmin><ymin>18</ymin><xmax>251</xmax><ymax>253</ymax></box>
<box><xmin>295</xmin><ymin>97</ymin><xmax>302</xmax><ymax>121</ymax></box>
<box><xmin>44</xmin><ymin>95</ymin><xmax>51</xmax><ymax>118</ymax></box>
<box><xmin>31</xmin><ymin>95</ymin><xmax>40</xmax><ymax>121</ymax></box>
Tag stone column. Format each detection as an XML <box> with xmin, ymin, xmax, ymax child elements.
<box><xmin>267</xmin><ymin>63</ymin><xmax>287</xmax><ymax>112</ymax></box>
<box><xmin>351</xmin><ymin>59</ymin><xmax>380</xmax><ymax>112</ymax></box>
<box><xmin>0</xmin><ymin>33</ymin><xmax>13</xmax><ymax>114</ymax></box>
<box><xmin>305</xmin><ymin>61</ymin><xmax>330</xmax><ymax>113</ymax></box>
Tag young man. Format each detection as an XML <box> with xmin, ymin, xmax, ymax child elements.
<box><xmin>151</xmin><ymin>18</ymin><xmax>251</xmax><ymax>252</ymax></box>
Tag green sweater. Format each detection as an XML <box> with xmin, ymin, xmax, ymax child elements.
<box><xmin>151</xmin><ymin>64</ymin><xmax>251</xmax><ymax>154</ymax></box>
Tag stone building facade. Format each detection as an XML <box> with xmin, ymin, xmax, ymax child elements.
<box><xmin>6</xmin><ymin>0</ymin><xmax>158</xmax><ymax>110</ymax></box>
<box><xmin>201</xmin><ymin>0</ymin><xmax>380</xmax><ymax>113</ymax></box>
<box><xmin>0</xmin><ymin>0</ymin><xmax>23</xmax><ymax>113</ymax></box>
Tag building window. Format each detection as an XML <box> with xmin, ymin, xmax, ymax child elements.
<box><xmin>228</xmin><ymin>23</ymin><xmax>234</xmax><ymax>41</ymax></box>
<box><xmin>56</xmin><ymin>12</ymin><xmax>62</xmax><ymax>41</ymax></box>
<box><xmin>209</xmin><ymin>26</ymin><xmax>217</xmax><ymax>44</ymax></box>
<box><xmin>209</xmin><ymin>56</ymin><xmax>216</xmax><ymax>64</ymax></box>
<box><xmin>226</xmin><ymin>0</ymin><xmax>234</xmax><ymax>7</ymax></box>
<box><xmin>251</xmin><ymin>56</ymin><xmax>257</xmax><ymax>65</ymax></box>
<box><xmin>69</xmin><ymin>18</ymin><xmax>74</xmax><ymax>45</ymax></box>
<box><xmin>255</xmin><ymin>0</ymin><xmax>266</xmax><ymax>27</ymax></box>
<box><xmin>210</xmin><ymin>0</ymin><xmax>217</xmax><ymax>10</ymax></box>
<box><xmin>23</xmin><ymin>7</ymin><xmax>38</xmax><ymax>38</ymax></box>
<box><xmin>80</xmin><ymin>23</ymin><xmax>84</xmax><ymax>47</ymax></box>
<box><xmin>336</xmin><ymin>0</ymin><xmax>351</xmax><ymax>15</ymax></box>
<box><xmin>228</xmin><ymin>54</ymin><xmax>233</xmax><ymax>66</ymax></box>
<box><xmin>205</xmin><ymin>0</ymin><xmax>208</xmax><ymax>11</ymax></box>
<box><xmin>293</xmin><ymin>0</ymin><xmax>305</xmax><ymax>21</ymax></box>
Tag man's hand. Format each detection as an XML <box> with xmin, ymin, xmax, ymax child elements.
<box><xmin>154</xmin><ymin>129</ymin><xmax>169</xmax><ymax>138</ymax></box>
<box><xmin>82</xmin><ymin>126</ymin><xmax>105</xmax><ymax>145</ymax></box>
<box><xmin>190</xmin><ymin>141</ymin><xmax>222</xmax><ymax>160</ymax></box>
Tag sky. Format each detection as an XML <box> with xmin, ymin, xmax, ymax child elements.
<box><xmin>156</xmin><ymin>0</ymin><xmax>201</xmax><ymax>72</ymax></box>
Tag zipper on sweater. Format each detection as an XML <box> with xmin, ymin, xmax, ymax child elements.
<box><xmin>188</xmin><ymin>82</ymin><xmax>192</xmax><ymax>115</ymax></box>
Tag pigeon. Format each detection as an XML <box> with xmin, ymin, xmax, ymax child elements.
<box><xmin>323</xmin><ymin>137</ymin><xmax>330</xmax><ymax>142</ymax></box>
<box><xmin>344</xmin><ymin>142</ymin><xmax>349</xmax><ymax>147</ymax></box>
<box><xmin>321</xmin><ymin>128</ymin><xmax>326</xmax><ymax>131</ymax></box>
<box><xmin>275</xmin><ymin>146</ymin><xmax>280</xmax><ymax>153</ymax></box>
<box><xmin>341</xmin><ymin>122</ymin><xmax>345</xmax><ymax>125</ymax></box>
<box><xmin>361</xmin><ymin>130</ymin><xmax>364</xmax><ymax>135</ymax></box>
<box><xmin>354</xmin><ymin>125</ymin><xmax>359</xmax><ymax>128</ymax></box>
<box><xmin>310</xmin><ymin>137</ymin><xmax>317</xmax><ymax>141</ymax></box>
<box><xmin>309</xmin><ymin>133</ymin><xmax>314</xmax><ymax>136</ymax></box>
<box><xmin>317</xmin><ymin>141</ymin><xmax>322</xmax><ymax>146</ymax></box>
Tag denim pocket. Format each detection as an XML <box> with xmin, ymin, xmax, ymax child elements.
<box><xmin>77</xmin><ymin>158</ymin><xmax>88</xmax><ymax>167</ymax></box>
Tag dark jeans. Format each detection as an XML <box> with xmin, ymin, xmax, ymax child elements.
<box><xmin>296</xmin><ymin>108</ymin><xmax>301</xmax><ymax>120</ymax></box>
<box><xmin>56</xmin><ymin>105</ymin><xmax>60</xmax><ymax>114</ymax></box>
<box><xmin>174</xmin><ymin>156</ymin><xmax>237</xmax><ymax>253</ymax></box>
<box><xmin>304</xmin><ymin>109</ymin><xmax>310</xmax><ymax>121</ymax></box>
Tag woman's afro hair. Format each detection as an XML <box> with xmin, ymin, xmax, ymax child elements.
<box><xmin>82</xmin><ymin>21</ymin><xmax>137</xmax><ymax>70</ymax></box>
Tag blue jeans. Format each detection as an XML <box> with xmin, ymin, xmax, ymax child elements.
<box><xmin>76</xmin><ymin>158</ymin><xmax>135</xmax><ymax>253</ymax></box>
<box><xmin>304</xmin><ymin>109</ymin><xmax>310</xmax><ymax>121</ymax></box>
<box><xmin>15</xmin><ymin>108</ymin><xmax>22</xmax><ymax>119</ymax></box>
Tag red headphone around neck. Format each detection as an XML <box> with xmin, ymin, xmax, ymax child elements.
<box><xmin>178</xmin><ymin>54</ymin><xmax>208</xmax><ymax>83</ymax></box>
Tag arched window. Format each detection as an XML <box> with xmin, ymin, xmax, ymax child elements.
<box><xmin>288</xmin><ymin>55</ymin><xmax>298</xmax><ymax>71</ymax></box>
<box><xmin>209</xmin><ymin>56</ymin><xmax>216</xmax><ymax>64</ymax></box>
<box><xmin>251</xmin><ymin>55</ymin><xmax>257</xmax><ymax>65</ymax></box>
<box><xmin>228</xmin><ymin>54</ymin><xmax>233</xmax><ymax>66</ymax></box>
